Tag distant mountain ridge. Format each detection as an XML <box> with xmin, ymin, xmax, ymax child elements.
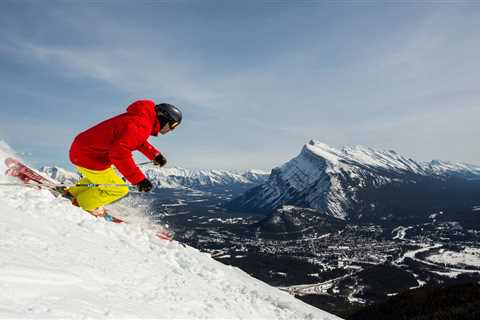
<box><xmin>228</xmin><ymin>140</ymin><xmax>480</xmax><ymax>223</ymax></box>
<box><xmin>143</xmin><ymin>167</ymin><xmax>270</xmax><ymax>190</ymax></box>
<box><xmin>40</xmin><ymin>166</ymin><xmax>80</xmax><ymax>184</ymax></box>
<box><xmin>40</xmin><ymin>165</ymin><xmax>270</xmax><ymax>192</ymax></box>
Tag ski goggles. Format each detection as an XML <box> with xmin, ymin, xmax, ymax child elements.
<box><xmin>169</xmin><ymin>121</ymin><xmax>180</xmax><ymax>130</ymax></box>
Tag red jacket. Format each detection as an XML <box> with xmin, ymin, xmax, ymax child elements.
<box><xmin>69</xmin><ymin>100</ymin><xmax>161</xmax><ymax>184</ymax></box>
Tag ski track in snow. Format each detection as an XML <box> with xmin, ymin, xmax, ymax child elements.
<box><xmin>0</xmin><ymin>142</ymin><xmax>340</xmax><ymax>319</ymax></box>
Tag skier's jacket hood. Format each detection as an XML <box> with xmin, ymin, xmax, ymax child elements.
<box><xmin>69</xmin><ymin>100</ymin><xmax>162</xmax><ymax>184</ymax></box>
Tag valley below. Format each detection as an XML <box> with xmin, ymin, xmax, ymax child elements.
<box><xmin>139</xmin><ymin>187</ymin><xmax>480</xmax><ymax>318</ymax></box>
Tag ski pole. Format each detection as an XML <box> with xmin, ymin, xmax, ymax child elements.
<box><xmin>0</xmin><ymin>182</ymin><xmax>45</xmax><ymax>187</ymax></box>
<box><xmin>138</xmin><ymin>161</ymin><xmax>154</xmax><ymax>166</ymax></box>
<box><xmin>73</xmin><ymin>183</ymin><xmax>134</xmax><ymax>188</ymax></box>
<box><xmin>0</xmin><ymin>182</ymin><xmax>133</xmax><ymax>188</ymax></box>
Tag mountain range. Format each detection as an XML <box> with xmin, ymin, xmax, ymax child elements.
<box><xmin>40</xmin><ymin>140</ymin><xmax>480</xmax><ymax>226</ymax></box>
<box><xmin>40</xmin><ymin>165</ymin><xmax>270</xmax><ymax>194</ymax></box>
<box><xmin>142</xmin><ymin>167</ymin><xmax>269</xmax><ymax>192</ymax></box>
<box><xmin>228</xmin><ymin>140</ymin><xmax>480</xmax><ymax>224</ymax></box>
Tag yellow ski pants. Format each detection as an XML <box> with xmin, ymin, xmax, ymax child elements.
<box><xmin>67</xmin><ymin>166</ymin><xmax>129</xmax><ymax>211</ymax></box>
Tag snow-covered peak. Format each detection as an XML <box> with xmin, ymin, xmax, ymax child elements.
<box><xmin>304</xmin><ymin>141</ymin><xmax>480</xmax><ymax>178</ymax></box>
<box><xmin>0</xmin><ymin>141</ymin><xmax>340</xmax><ymax>319</ymax></box>
<box><xmin>40</xmin><ymin>166</ymin><xmax>80</xmax><ymax>184</ymax></box>
<box><xmin>427</xmin><ymin>159</ymin><xmax>480</xmax><ymax>177</ymax></box>
<box><xmin>244</xmin><ymin>169</ymin><xmax>270</xmax><ymax>175</ymax></box>
<box><xmin>231</xmin><ymin>140</ymin><xmax>480</xmax><ymax>220</ymax></box>
<box><xmin>304</xmin><ymin>140</ymin><xmax>424</xmax><ymax>174</ymax></box>
<box><xmin>305</xmin><ymin>140</ymin><xmax>343</xmax><ymax>165</ymax></box>
<box><xmin>242</xmin><ymin>168</ymin><xmax>270</xmax><ymax>177</ymax></box>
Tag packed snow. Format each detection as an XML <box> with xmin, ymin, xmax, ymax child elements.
<box><xmin>0</xmin><ymin>141</ymin><xmax>340</xmax><ymax>319</ymax></box>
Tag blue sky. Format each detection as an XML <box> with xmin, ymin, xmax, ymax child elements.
<box><xmin>0</xmin><ymin>1</ymin><xmax>479</xmax><ymax>170</ymax></box>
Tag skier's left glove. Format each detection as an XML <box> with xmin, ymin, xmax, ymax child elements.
<box><xmin>153</xmin><ymin>154</ymin><xmax>167</xmax><ymax>167</ymax></box>
<box><xmin>136</xmin><ymin>178</ymin><xmax>153</xmax><ymax>192</ymax></box>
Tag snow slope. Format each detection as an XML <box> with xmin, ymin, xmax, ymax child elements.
<box><xmin>0</xmin><ymin>142</ymin><xmax>340</xmax><ymax>319</ymax></box>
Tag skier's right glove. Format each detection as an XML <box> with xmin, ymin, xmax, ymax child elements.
<box><xmin>136</xmin><ymin>178</ymin><xmax>153</xmax><ymax>192</ymax></box>
<box><xmin>153</xmin><ymin>154</ymin><xmax>167</xmax><ymax>167</ymax></box>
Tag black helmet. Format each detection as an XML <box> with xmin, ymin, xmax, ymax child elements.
<box><xmin>155</xmin><ymin>103</ymin><xmax>182</xmax><ymax>130</ymax></box>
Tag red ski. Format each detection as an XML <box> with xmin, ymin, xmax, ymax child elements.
<box><xmin>5</xmin><ymin>157</ymin><xmax>56</xmax><ymax>186</ymax></box>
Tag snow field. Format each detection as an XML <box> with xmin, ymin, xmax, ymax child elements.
<box><xmin>0</xmin><ymin>142</ymin><xmax>340</xmax><ymax>319</ymax></box>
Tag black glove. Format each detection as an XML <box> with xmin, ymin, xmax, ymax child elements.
<box><xmin>136</xmin><ymin>178</ymin><xmax>153</xmax><ymax>192</ymax></box>
<box><xmin>153</xmin><ymin>154</ymin><xmax>167</xmax><ymax>167</ymax></box>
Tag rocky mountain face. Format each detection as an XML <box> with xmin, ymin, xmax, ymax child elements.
<box><xmin>228</xmin><ymin>141</ymin><xmax>480</xmax><ymax>224</ymax></box>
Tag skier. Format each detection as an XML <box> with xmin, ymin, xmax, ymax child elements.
<box><xmin>66</xmin><ymin>100</ymin><xmax>182</xmax><ymax>216</ymax></box>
